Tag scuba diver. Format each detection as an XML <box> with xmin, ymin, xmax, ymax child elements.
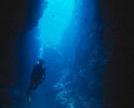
<box><xmin>26</xmin><ymin>59</ymin><xmax>46</xmax><ymax>103</ymax></box>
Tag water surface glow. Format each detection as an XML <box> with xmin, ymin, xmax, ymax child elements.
<box><xmin>38</xmin><ymin>0</ymin><xmax>75</xmax><ymax>58</ymax></box>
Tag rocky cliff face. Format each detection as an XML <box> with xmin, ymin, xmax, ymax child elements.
<box><xmin>100</xmin><ymin>0</ymin><xmax>133</xmax><ymax>108</ymax></box>
<box><xmin>0</xmin><ymin>0</ymin><xmax>47</xmax><ymax>107</ymax></box>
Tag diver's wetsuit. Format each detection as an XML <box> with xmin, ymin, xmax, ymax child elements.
<box><xmin>27</xmin><ymin>59</ymin><xmax>46</xmax><ymax>102</ymax></box>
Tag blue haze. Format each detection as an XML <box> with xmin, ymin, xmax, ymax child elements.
<box><xmin>22</xmin><ymin>0</ymin><xmax>111</xmax><ymax>108</ymax></box>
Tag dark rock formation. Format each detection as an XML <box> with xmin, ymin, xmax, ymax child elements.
<box><xmin>0</xmin><ymin>0</ymin><xmax>47</xmax><ymax>107</ymax></box>
<box><xmin>100</xmin><ymin>0</ymin><xmax>133</xmax><ymax>108</ymax></box>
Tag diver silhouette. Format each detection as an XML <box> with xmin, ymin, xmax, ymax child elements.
<box><xmin>26</xmin><ymin>59</ymin><xmax>46</xmax><ymax>103</ymax></box>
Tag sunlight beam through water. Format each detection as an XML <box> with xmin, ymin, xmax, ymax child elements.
<box><xmin>38</xmin><ymin>0</ymin><xmax>75</xmax><ymax>58</ymax></box>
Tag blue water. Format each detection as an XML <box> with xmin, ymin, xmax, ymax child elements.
<box><xmin>37</xmin><ymin>0</ymin><xmax>75</xmax><ymax>58</ymax></box>
<box><xmin>24</xmin><ymin>0</ymin><xmax>110</xmax><ymax>108</ymax></box>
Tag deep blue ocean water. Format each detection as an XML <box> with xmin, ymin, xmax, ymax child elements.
<box><xmin>22</xmin><ymin>0</ymin><xmax>110</xmax><ymax>108</ymax></box>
